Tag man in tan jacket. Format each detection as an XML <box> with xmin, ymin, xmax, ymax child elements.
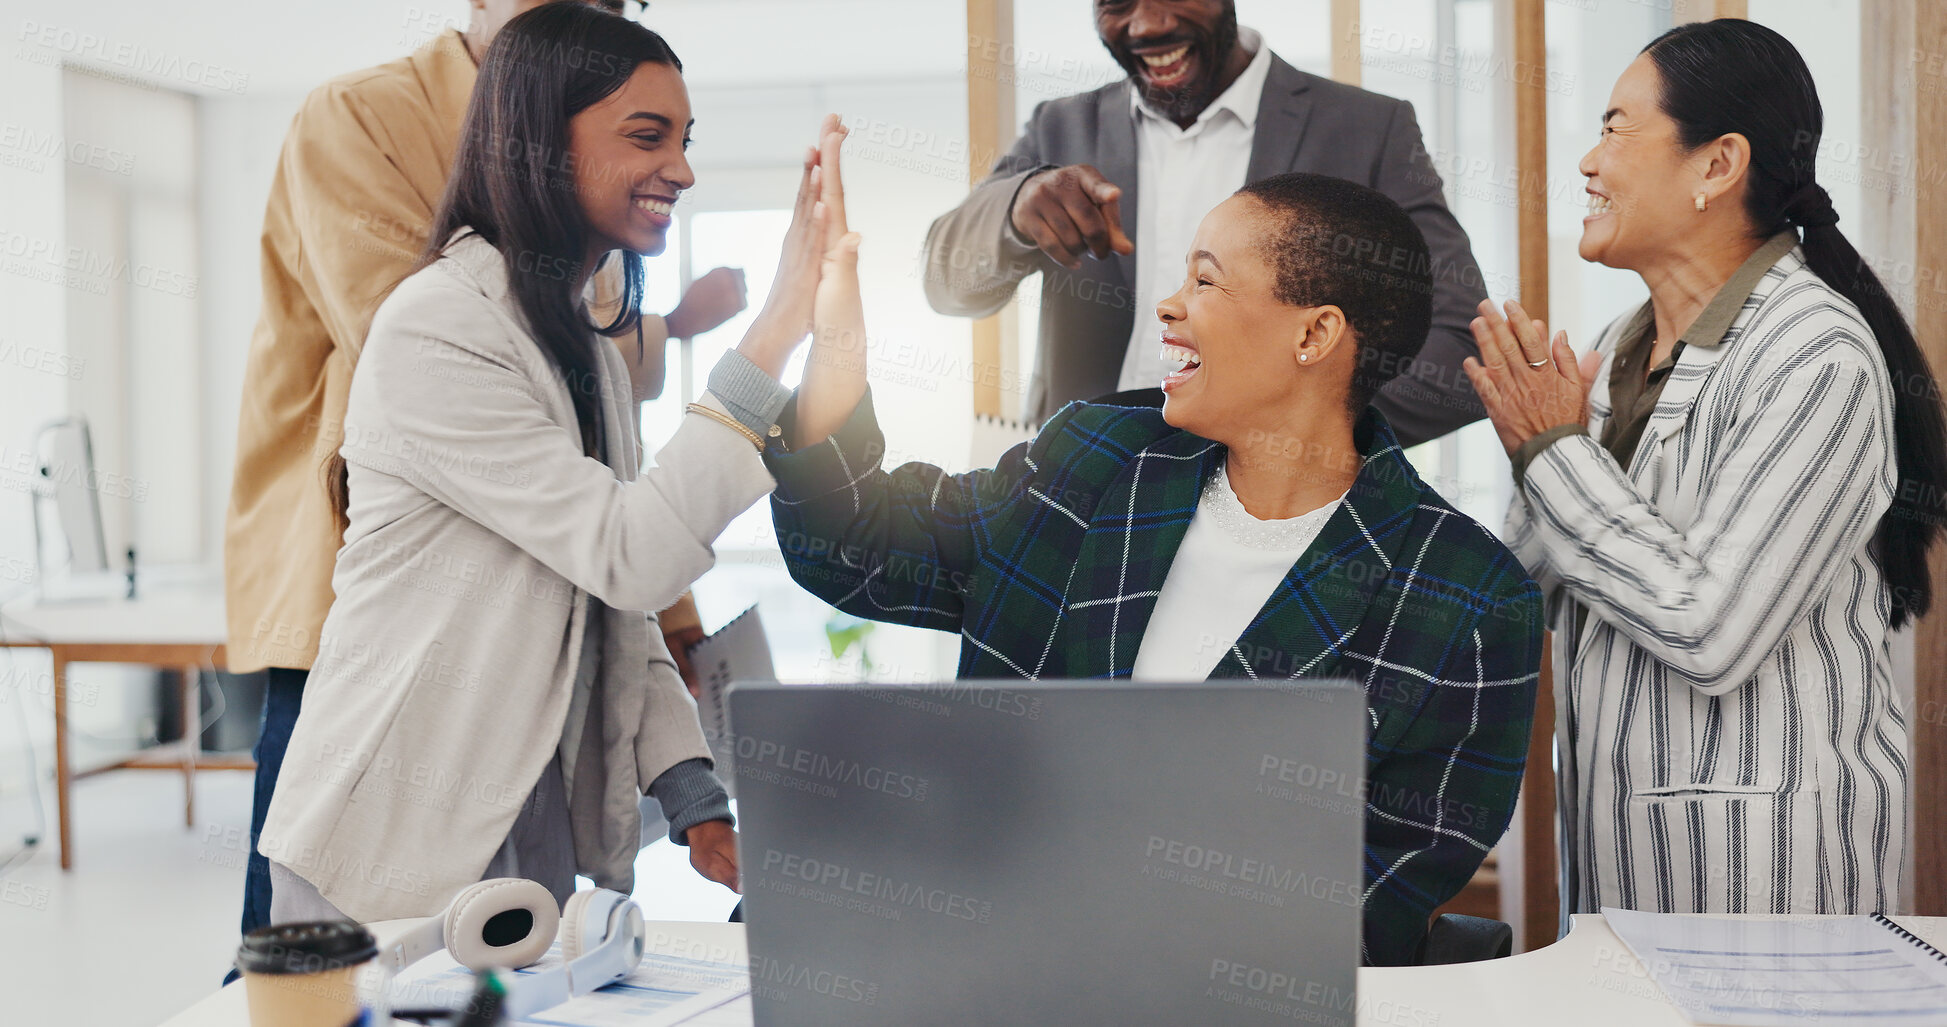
<box><xmin>223</xmin><ymin>0</ymin><xmax>744</xmax><ymax>941</ymax></box>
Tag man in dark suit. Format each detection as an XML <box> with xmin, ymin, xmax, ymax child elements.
<box><xmin>922</xmin><ymin>0</ymin><xmax>1488</xmax><ymax>444</ymax></box>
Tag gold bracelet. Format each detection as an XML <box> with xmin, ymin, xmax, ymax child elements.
<box><xmin>685</xmin><ymin>402</ymin><xmax>765</xmax><ymax>451</ymax></box>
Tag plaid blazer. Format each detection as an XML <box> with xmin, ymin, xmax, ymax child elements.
<box><xmin>766</xmin><ymin>393</ymin><xmax>1542</xmax><ymax>965</ymax></box>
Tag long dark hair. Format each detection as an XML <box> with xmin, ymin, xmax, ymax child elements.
<box><xmin>327</xmin><ymin>4</ymin><xmax>682</xmax><ymax>529</ymax></box>
<box><xmin>1644</xmin><ymin>18</ymin><xmax>1947</xmax><ymax>628</ymax></box>
<box><xmin>429</xmin><ymin>2</ymin><xmax>682</xmax><ymax>453</ymax></box>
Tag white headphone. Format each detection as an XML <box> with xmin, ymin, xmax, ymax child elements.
<box><xmin>379</xmin><ymin>878</ymin><xmax>646</xmax><ymax>1021</ymax></box>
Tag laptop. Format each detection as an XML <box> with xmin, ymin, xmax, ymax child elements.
<box><xmin>727</xmin><ymin>680</ymin><xmax>1367</xmax><ymax>1026</ymax></box>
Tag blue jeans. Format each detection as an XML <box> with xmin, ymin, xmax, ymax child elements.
<box><xmin>224</xmin><ymin>667</ymin><xmax>305</xmax><ymax>984</ymax></box>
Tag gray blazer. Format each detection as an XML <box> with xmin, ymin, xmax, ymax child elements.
<box><xmin>259</xmin><ymin>233</ymin><xmax>773</xmax><ymax>922</ymax></box>
<box><xmin>922</xmin><ymin>54</ymin><xmax>1488</xmax><ymax>444</ymax></box>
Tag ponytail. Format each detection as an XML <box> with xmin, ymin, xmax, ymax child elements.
<box><xmin>1791</xmin><ymin>193</ymin><xmax>1947</xmax><ymax>627</ymax></box>
<box><xmin>1645</xmin><ymin>19</ymin><xmax>1947</xmax><ymax>627</ymax></box>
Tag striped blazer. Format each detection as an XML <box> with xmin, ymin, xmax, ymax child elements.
<box><xmin>767</xmin><ymin>395</ymin><xmax>1542</xmax><ymax>965</ymax></box>
<box><xmin>1506</xmin><ymin>246</ymin><xmax>1911</xmax><ymax>919</ymax></box>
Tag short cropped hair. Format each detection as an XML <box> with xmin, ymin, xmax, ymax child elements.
<box><xmin>1234</xmin><ymin>173</ymin><xmax>1434</xmax><ymax>415</ymax></box>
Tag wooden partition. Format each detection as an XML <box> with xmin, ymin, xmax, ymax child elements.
<box><xmin>1905</xmin><ymin>0</ymin><xmax>1947</xmax><ymax>917</ymax></box>
<box><xmin>1512</xmin><ymin>0</ymin><xmax>1559</xmax><ymax>952</ymax></box>
<box><xmin>966</xmin><ymin>0</ymin><xmax>1014</xmax><ymax>419</ymax></box>
<box><xmin>1332</xmin><ymin>0</ymin><xmax>1362</xmax><ymax>87</ymax></box>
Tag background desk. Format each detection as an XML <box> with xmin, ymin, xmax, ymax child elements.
<box><xmin>159</xmin><ymin>913</ymin><xmax>1947</xmax><ymax>1026</ymax></box>
<box><xmin>0</xmin><ymin>577</ymin><xmax>242</xmax><ymax>869</ymax></box>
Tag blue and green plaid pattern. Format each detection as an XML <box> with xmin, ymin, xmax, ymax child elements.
<box><xmin>766</xmin><ymin>392</ymin><xmax>1542</xmax><ymax>965</ymax></box>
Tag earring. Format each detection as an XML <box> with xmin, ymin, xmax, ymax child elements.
<box><xmin>1695</xmin><ymin>193</ymin><xmax>1708</xmax><ymax>212</ymax></box>
<box><xmin>1299</xmin><ymin>353</ymin><xmax>1309</xmax><ymax>363</ymax></box>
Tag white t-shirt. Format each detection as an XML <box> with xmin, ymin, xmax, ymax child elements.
<box><xmin>1115</xmin><ymin>29</ymin><xmax>1275</xmax><ymax>392</ymax></box>
<box><xmin>1131</xmin><ymin>459</ymin><xmax>1343</xmax><ymax>681</ymax></box>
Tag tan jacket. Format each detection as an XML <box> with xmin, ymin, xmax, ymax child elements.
<box><xmin>259</xmin><ymin>233</ymin><xmax>770</xmax><ymax>921</ymax></box>
<box><xmin>222</xmin><ymin>30</ymin><xmax>688</xmax><ymax>672</ymax></box>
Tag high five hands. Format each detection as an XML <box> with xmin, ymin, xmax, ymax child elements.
<box><xmin>1462</xmin><ymin>299</ymin><xmax>1603</xmax><ymax>458</ymax></box>
<box><xmin>729</xmin><ymin>114</ymin><xmax>860</xmax><ymax>390</ymax></box>
<box><xmin>731</xmin><ymin>119</ymin><xmax>833</xmax><ymax>379</ymax></box>
<box><xmin>812</xmin><ymin>116</ymin><xmax>863</xmax><ymax>365</ymax></box>
<box><xmin>795</xmin><ymin>114</ymin><xmax>869</xmax><ymax>448</ymax></box>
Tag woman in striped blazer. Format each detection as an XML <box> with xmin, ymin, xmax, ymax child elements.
<box><xmin>1463</xmin><ymin>19</ymin><xmax>1947</xmax><ymax>918</ymax></box>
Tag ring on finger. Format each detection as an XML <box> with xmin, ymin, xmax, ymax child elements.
<box><xmin>1526</xmin><ymin>358</ymin><xmax>1550</xmax><ymax>369</ymax></box>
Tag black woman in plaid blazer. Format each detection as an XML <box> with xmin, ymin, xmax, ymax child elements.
<box><xmin>764</xmin><ymin>152</ymin><xmax>1542</xmax><ymax>964</ymax></box>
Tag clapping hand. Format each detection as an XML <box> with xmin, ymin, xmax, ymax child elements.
<box><xmin>1462</xmin><ymin>299</ymin><xmax>1602</xmax><ymax>457</ymax></box>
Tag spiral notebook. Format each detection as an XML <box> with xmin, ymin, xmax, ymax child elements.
<box><xmin>1603</xmin><ymin>906</ymin><xmax>1947</xmax><ymax>1026</ymax></box>
<box><xmin>683</xmin><ymin>605</ymin><xmax>776</xmax><ymax>799</ymax></box>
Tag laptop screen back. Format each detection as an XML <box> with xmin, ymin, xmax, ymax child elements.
<box><xmin>729</xmin><ymin>680</ymin><xmax>1366</xmax><ymax>1026</ymax></box>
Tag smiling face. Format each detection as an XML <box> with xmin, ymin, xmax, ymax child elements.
<box><xmin>567</xmin><ymin>60</ymin><xmax>694</xmax><ymax>259</ymax></box>
<box><xmin>1154</xmin><ymin>195</ymin><xmax>1346</xmax><ymax>441</ymax></box>
<box><xmin>1096</xmin><ymin>0</ymin><xmax>1240</xmax><ymax>123</ymax></box>
<box><xmin>1577</xmin><ymin>54</ymin><xmax>1713</xmax><ymax>271</ymax></box>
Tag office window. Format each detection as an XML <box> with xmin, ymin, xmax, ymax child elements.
<box><xmin>688</xmin><ymin>208</ymin><xmax>798</xmax><ymax>395</ymax></box>
<box><xmin>635</xmin><ymin>217</ymin><xmax>685</xmax><ymax>448</ymax></box>
<box><xmin>63</xmin><ymin>69</ymin><xmax>201</xmax><ymax>565</ymax></box>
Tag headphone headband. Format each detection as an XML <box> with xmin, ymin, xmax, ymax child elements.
<box><xmin>382</xmin><ymin>877</ymin><xmax>644</xmax><ymax>1021</ymax></box>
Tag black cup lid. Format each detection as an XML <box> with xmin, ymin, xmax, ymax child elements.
<box><xmin>236</xmin><ymin>920</ymin><xmax>378</xmax><ymax>975</ymax></box>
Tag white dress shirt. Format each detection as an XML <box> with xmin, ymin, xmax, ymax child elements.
<box><xmin>1132</xmin><ymin>459</ymin><xmax>1342</xmax><ymax>681</ymax></box>
<box><xmin>1115</xmin><ymin>28</ymin><xmax>1275</xmax><ymax>393</ymax></box>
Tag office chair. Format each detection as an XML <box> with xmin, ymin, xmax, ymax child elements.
<box><xmin>1415</xmin><ymin>913</ymin><xmax>1514</xmax><ymax>964</ymax></box>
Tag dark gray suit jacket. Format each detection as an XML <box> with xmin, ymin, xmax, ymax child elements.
<box><xmin>921</xmin><ymin>54</ymin><xmax>1488</xmax><ymax>444</ymax></box>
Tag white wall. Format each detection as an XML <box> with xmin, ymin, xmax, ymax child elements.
<box><xmin>1750</xmin><ymin>0</ymin><xmax>1862</xmax><ymax>232</ymax></box>
<box><xmin>0</xmin><ymin>53</ymin><xmax>68</xmax><ymax>796</ymax></box>
<box><xmin>0</xmin><ymin>50</ymin><xmax>67</xmax><ymax>582</ymax></box>
<box><xmin>197</xmin><ymin>90</ymin><xmax>305</xmax><ymax>563</ymax></box>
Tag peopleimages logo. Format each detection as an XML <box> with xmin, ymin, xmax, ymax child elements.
<box><xmin>16</xmin><ymin>20</ymin><xmax>250</xmax><ymax>93</ymax></box>
<box><xmin>1143</xmin><ymin>835</ymin><xmax>1361</xmax><ymax>910</ymax></box>
<box><xmin>761</xmin><ymin>849</ymin><xmax>994</xmax><ymax>923</ymax></box>
<box><xmin>747</xmin><ymin>954</ymin><xmax>879</xmax><ymax>1006</ymax></box>
<box><xmin>729</xmin><ymin>735</ymin><xmax>929</xmax><ymax>801</ymax></box>
<box><xmin>0</xmin><ymin>228</ymin><xmax>198</xmax><ymax>298</ymax></box>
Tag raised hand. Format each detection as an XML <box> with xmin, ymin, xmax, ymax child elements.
<box><xmin>795</xmin><ymin>115</ymin><xmax>869</xmax><ymax>448</ymax></box>
<box><xmin>1010</xmin><ymin>163</ymin><xmax>1134</xmax><ymax>270</ymax></box>
<box><xmin>665</xmin><ymin>266</ymin><xmax>747</xmax><ymax>339</ymax></box>
<box><xmin>731</xmin><ymin>123</ymin><xmax>833</xmax><ymax>379</ymax></box>
<box><xmin>814</xmin><ymin>116</ymin><xmax>862</xmax><ymax>363</ymax></box>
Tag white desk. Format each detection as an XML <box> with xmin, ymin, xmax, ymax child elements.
<box><xmin>160</xmin><ymin>913</ymin><xmax>1947</xmax><ymax>1026</ymax></box>
<box><xmin>0</xmin><ymin>573</ymin><xmax>242</xmax><ymax>869</ymax></box>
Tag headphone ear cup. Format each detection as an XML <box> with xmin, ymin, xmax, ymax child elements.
<box><xmin>560</xmin><ymin>889</ymin><xmax>605</xmax><ymax>964</ymax></box>
<box><xmin>444</xmin><ymin>878</ymin><xmax>559</xmax><ymax>970</ymax></box>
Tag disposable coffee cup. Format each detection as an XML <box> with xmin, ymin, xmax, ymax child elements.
<box><xmin>236</xmin><ymin>920</ymin><xmax>379</xmax><ymax>1027</ymax></box>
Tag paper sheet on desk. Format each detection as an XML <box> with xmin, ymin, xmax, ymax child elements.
<box><xmin>686</xmin><ymin>606</ymin><xmax>776</xmax><ymax>799</ymax></box>
<box><xmin>394</xmin><ymin>944</ymin><xmax>749</xmax><ymax>1026</ymax></box>
<box><xmin>1604</xmin><ymin>907</ymin><xmax>1947</xmax><ymax>1026</ymax></box>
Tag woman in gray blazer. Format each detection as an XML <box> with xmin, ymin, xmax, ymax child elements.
<box><xmin>259</xmin><ymin>5</ymin><xmax>838</xmax><ymax>924</ymax></box>
<box><xmin>1465</xmin><ymin>20</ymin><xmax>1946</xmax><ymax>919</ymax></box>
